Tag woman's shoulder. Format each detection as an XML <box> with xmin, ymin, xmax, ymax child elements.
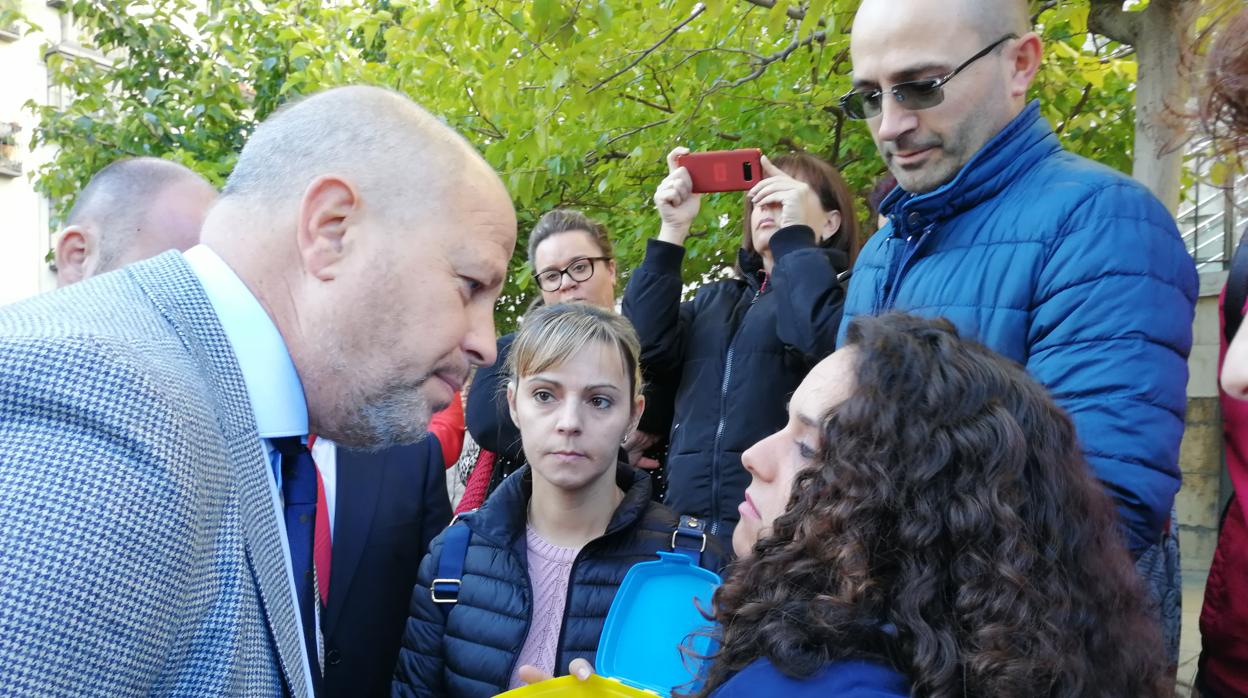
<box><xmin>711</xmin><ymin>657</ymin><xmax>909</xmax><ymax>697</ymax></box>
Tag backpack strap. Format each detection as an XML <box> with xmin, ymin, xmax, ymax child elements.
<box><xmin>670</xmin><ymin>514</ymin><xmax>708</xmax><ymax>567</ymax></box>
<box><xmin>1226</xmin><ymin>228</ymin><xmax>1248</xmax><ymax>344</ymax></box>
<box><xmin>430</xmin><ymin>516</ymin><xmax>473</xmax><ymax>619</ymax></box>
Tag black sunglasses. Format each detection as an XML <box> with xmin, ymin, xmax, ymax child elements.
<box><xmin>839</xmin><ymin>34</ymin><xmax>1018</xmax><ymax>120</ymax></box>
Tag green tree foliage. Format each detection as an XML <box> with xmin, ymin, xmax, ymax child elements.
<box><xmin>30</xmin><ymin>0</ymin><xmax>1155</xmax><ymax>328</ymax></box>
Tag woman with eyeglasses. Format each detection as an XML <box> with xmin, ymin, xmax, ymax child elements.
<box><xmin>693</xmin><ymin>312</ymin><xmax>1167</xmax><ymax>697</ymax></box>
<box><xmin>463</xmin><ymin>209</ymin><xmax>674</xmax><ymax>508</ymax></box>
<box><xmin>622</xmin><ymin>148</ymin><xmax>858</xmax><ymax>551</ymax></box>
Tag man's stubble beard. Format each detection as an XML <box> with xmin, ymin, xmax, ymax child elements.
<box><xmin>318</xmin><ymin>342</ymin><xmax>435</xmax><ymax>451</ymax></box>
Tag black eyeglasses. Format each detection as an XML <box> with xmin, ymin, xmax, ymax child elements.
<box><xmin>839</xmin><ymin>34</ymin><xmax>1018</xmax><ymax>120</ymax></box>
<box><xmin>533</xmin><ymin>256</ymin><xmax>612</xmax><ymax>292</ymax></box>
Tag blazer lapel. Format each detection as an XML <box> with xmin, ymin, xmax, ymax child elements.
<box><xmin>324</xmin><ymin>447</ymin><xmax>385</xmax><ymax>637</ymax></box>
<box><xmin>128</xmin><ymin>253</ymin><xmax>312</xmax><ymax>698</ymax></box>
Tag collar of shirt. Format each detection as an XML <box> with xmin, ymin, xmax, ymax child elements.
<box><xmin>182</xmin><ymin>244</ymin><xmax>308</xmax><ymax>439</ymax></box>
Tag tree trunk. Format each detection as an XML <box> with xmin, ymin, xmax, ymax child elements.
<box><xmin>1089</xmin><ymin>0</ymin><xmax>1188</xmax><ymax>213</ymax></box>
<box><xmin>1131</xmin><ymin>0</ymin><xmax>1185</xmax><ymax>213</ymax></box>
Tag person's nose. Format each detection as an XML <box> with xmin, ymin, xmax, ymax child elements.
<box><xmin>1223</xmin><ymin>330</ymin><xmax>1248</xmax><ymax>400</ymax></box>
<box><xmin>463</xmin><ymin>304</ymin><xmax>498</xmax><ymax>368</ymax></box>
<box><xmin>741</xmin><ymin>432</ymin><xmax>778</xmax><ymax>481</ymax></box>
<box><xmin>875</xmin><ymin>92</ymin><xmax>919</xmax><ymax>144</ymax></box>
<box><xmin>555</xmin><ymin>400</ymin><xmax>583</xmax><ymax>435</ymax></box>
<box><xmin>557</xmin><ymin>270</ymin><xmax>579</xmax><ymax>292</ymax></box>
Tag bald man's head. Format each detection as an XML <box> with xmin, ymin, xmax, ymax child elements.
<box><xmin>202</xmin><ymin>85</ymin><xmax>517</xmax><ymax>450</ymax></box>
<box><xmin>849</xmin><ymin>0</ymin><xmax>1042</xmax><ymax>193</ymax></box>
<box><xmin>55</xmin><ymin>157</ymin><xmax>216</xmax><ymax>286</ymax></box>
<box><xmin>218</xmin><ymin>85</ymin><xmax>497</xmax><ymax>218</ymax></box>
<box><xmin>956</xmin><ymin>0</ymin><xmax>1030</xmax><ymax>42</ymax></box>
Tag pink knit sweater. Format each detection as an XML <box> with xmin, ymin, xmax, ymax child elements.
<box><xmin>507</xmin><ymin>526</ymin><xmax>581</xmax><ymax>689</ymax></box>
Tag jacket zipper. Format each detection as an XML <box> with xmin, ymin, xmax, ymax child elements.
<box><xmin>550</xmin><ymin>544</ymin><xmax>590</xmax><ymax>676</ymax></box>
<box><xmin>880</xmin><ymin>218</ymin><xmax>935</xmax><ymax>312</ymax></box>
<box><xmin>500</xmin><ymin>536</ymin><xmax>535</xmax><ymax>687</ymax></box>
<box><xmin>709</xmin><ymin>285</ymin><xmax>763</xmax><ymax>537</ymax></box>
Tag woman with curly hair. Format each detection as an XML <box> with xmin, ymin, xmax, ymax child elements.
<box><xmin>698</xmin><ymin>312</ymin><xmax>1168</xmax><ymax>697</ymax></box>
<box><xmin>1196</xmin><ymin>7</ymin><xmax>1248</xmax><ymax>697</ymax></box>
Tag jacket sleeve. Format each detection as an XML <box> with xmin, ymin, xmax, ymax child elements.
<box><xmin>465</xmin><ymin>335</ymin><xmax>523</xmax><ymax>462</ymax></box>
<box><xmin>427</xmin><ymin>394</ymin><xmax>464</xmax><ymax>470</ymax></box>
<box><xmin>0</xmin><ymin>340</ymin><xmax>199</xmax><ymax>695</ymax></box>
<box><xmin>392</xmin><ymin>537</ymin><xmax>450</xmax><ymax>697</ymax></box>
<box><xmin>622</xmin><ymin>238</ymin><xmax>696</xmax><ymax>378</ymax></box>
<box><xmin>768</xmin><ymin>225</ymin><xmax>848</xmax><ymax>363</ymax></box>
<box><xmin>1029</xmin><ymin>182</ymin><xmax>1198</xmax><ymax>555</ymax></box>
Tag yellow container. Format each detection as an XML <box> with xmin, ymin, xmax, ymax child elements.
<box><xmin>494</xmin><ymin>675</ymin><xmax>662</xmax><ymax>697</ymax></box>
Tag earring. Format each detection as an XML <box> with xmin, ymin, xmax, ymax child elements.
<box><xmin>621</xmin><ymin>432</ymin><xmax>632</xmax><ymax>445</ymax></box>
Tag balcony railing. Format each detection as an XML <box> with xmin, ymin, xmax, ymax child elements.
<box><xmin>1180</xmin><ymin>171</ymin><xmax>1248</xmax><ymax>273</ymax></box>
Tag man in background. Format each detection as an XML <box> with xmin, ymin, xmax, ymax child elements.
<box><xmin>54</xmin><ymin>156</ymin><xmax>216</xmax><ymax>285</ymax></box>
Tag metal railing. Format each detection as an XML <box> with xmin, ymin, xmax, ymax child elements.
<box><xmin>1180</xmin><ymin>171</ymin><xmax>1248</xmax><ymax>273</ymax></box>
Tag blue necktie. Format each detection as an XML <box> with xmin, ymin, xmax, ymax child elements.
<box><xmin>272</xmin><ymin>436</ymin><xmax>322</xmax><ymax>692</ymax></box>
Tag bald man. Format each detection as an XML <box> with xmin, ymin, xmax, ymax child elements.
<box><xmin>837</xmin><ymin>0</ymin><xmax>1196</xmax><ymax>665</ymax></box>
<box><xmin>54</xmin><ymin>156</ymin><xmax>217</xmax><ymax>286</ymax></box>
<box><xmin>0</xmin><ymin>86</ymin><xmax>515</xmax><ymax>696</ymax></box>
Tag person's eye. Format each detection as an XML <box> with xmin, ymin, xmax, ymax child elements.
<box><xmin>462</xmin><ymin>277</ymin><xmax>485</xmax><ymax>296</ymax></box>
<box><xmin>589</xmin><ymin>395</ymin><xmax>613</xmax><ymax>410</ymax></box>
<box><xmin>538</xmin><ymin>271</ymin><xmax>558</xmax><ymax>286</ymax></box>
<box><xmin>532</xmin><ymin>389</ymin><xmax>555</xmax><ymax>403</ymax></box>
<box><xmin>796</xmin><ymin>441</ymin><xmax>817</xmax><ymax>459</ymax></box>
<box><xmin>863</xmin><ymin>91</ymin><xmax>883</xmax><ymax>109</ymax></box>
<box><xmin>570</xmin><ymin>260</ymin><xmax>591</xmax><ymax>274</ymax></box>
<box><xmin>904</xmin><ymin>79</ymin><xmax>941</xmax><ymax>96</ymax></box>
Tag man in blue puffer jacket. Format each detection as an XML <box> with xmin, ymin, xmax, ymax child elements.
<box><xmin>838</xmin><ymin>0</ymin><xmax>1197</xmax><ymax>663</ymax></box>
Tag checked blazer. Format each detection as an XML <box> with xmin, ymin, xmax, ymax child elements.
<box><xmin>0</xmin><ymin>252</ymin><xmax>311</xmax><ymax>697</ymax></box>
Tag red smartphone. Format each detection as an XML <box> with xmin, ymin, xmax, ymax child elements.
<box><xmin>677</xmin><ymin>148</ymin><xmax>763</xmax><ymax>193</ymax></box>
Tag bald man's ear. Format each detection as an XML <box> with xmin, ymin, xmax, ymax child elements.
<box><xmin>1007</xmin><ymin>32</ymin><xmax>1044</xmax><ymax>99</ymax></box>
<box><xmin>54</xmin><ymin>226</ymin><xmax>91</xmax><ymax>287</ymax></box>
<box><xmin>297</xmin><ymin>174</ymin><xmax>360</xmax><ymax>281</ymax></box>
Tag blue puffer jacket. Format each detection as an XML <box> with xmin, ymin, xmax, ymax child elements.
<box><xmin>391</xmin><ymin>464</ymin><xmax>723</xmax><ymax>697</ymax></box>
<box><xmin>709</xmin><ymin>658</ymin><xmax>909</xmax><ymax>697</ymax></box>
<box><xmin>839</xmin><ymin>101</ymin><xmax>1198</xmax><ymax>555</ymax></box>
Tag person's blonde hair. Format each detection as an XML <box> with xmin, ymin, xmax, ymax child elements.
<box><xmin>506</xmin><ymin>303</ymin><xmax>643</xmax><ymax>406</ymax></box>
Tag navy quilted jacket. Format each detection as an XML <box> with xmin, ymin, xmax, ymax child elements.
<box><xmin>622</xmin><ymin>226</ymin><xmax>849</xmax><ymax>545</ymax></box>
<box><xmin>838</xmin><ymin>101</ymin><xmax>1198</xmax><ymax>555</ymax></box>
<box><xmin>391</xmin><ymin>464</ymin><xmax>722</xmax><ymax>697</ymax></box>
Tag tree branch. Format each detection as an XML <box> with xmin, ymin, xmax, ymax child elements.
<box><xmin>1030</xmin><ymin>0</ymin><xmax>1059</xmax><ymax>26</ymax></box>
<box><xmin>1055</xmin><ymin>84</ymin><xmax>1093</xmax><ymax>135</ymax></box>
<box><xmin>620</xmin><ymin>92</ymin><xmax>674</xmax><ymax>114</ymax></box>
<box><xmin>1087</xmin><ymin>0</ymin><xmax>1140</xmax><ymax>45</ymax></box>
<box><xmin>465</xmin><ymin>87</ymin><xmax>505</xmax><ymax>140</ymax></box>
<box><xmin>584</xmin><ymin>118</ymin><xmax>672</xmax><ymax>164</ymax></box>
<box><xmin>484</xmin><ymin>4</ymin><xmax>553</xmax><ymax>61</ymax></box>
<box><xmin>713</xmin><ymin>29</ymin><xmax>826</xmax><ymax>90</ymax></box>
<box><xmin>740</xmin><ymin>0</ymin><xmax>806</xmax><ymax>21</ymax></box>
<box><xmin>588</xmin><ymin>3</ymin><xmax>707</xmax><ymax>93</ymax></box>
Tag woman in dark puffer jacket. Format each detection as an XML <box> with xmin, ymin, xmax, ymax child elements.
<box><xmin>622</xmin><ymin>148</ymin><xmax>857</xmax><ymax>549</ymax></box>
<box><xmin>393</xmin><ymin>303</ymin><xmax>721</xmax><ymax>698</ymax></box>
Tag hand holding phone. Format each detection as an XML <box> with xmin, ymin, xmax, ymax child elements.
<box><xmin>676</xmin><ymin>148</ymin><xmax>764</xmax><ymax>193</ymax></box>
<box><xmin>654</xmin><ymin>147</ymin><xmax>703</xmax><ymax>247</ymax></box>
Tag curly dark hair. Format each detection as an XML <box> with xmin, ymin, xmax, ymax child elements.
<box><xmin>692</xmin><ymin>313</ymin><xmax>1168</xmax><ymax>697</ymax></box>
<box><xmin>1200</xmin><ymin>7</ymin><xmax>1248</xmax><ymax>162</ymax></box>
